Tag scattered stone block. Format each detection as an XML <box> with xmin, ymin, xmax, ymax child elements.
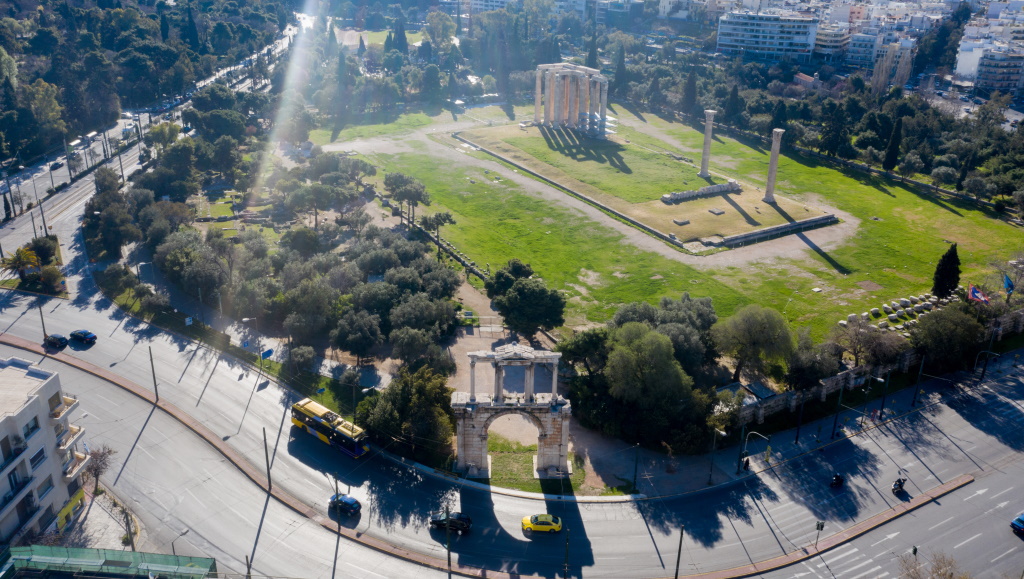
<box><xmin>870</xmin><ymin>308</ymin><xmax>880</xmax><ymax>316</ymax></box>
<box><xmin>896</xmin><ymin>324</ymin><xmax>905</xmax><ymax>330</ymax></box>
<box><xmin>709</xmin><ymin>208</ymin><xmax>725</xmax><ymax>216</ymax></box>
<box><xmin>879</xmin><ymin>321</ymin><xmax>889</xmax><ymax>329</ymax></box>
<box><xmin>883</xmin><ymin>305</ymin><xmax>893</xmax><ymax>314</ymax></box>
<box><xmin>909</xmin><ymin>296</ymin><xmax>919</xmax><ymax>304</ymax></box>
<box><xmin>847</xmin><ymin>313</ymin><xmax>858</xmax><ymax>322</ymax></box>
<box><xmin>913</xmin><ymin>304</ymin><xmax>924</xmax><ymax>312</ymax></box>
<box><xmin>900</xmin><ymin>298</ymin><xmax>911</xmax><ymax>307</ymax></box>
<box><xmin>888</xmin><ymin>314</ymin><xmax>899</xmax><ymax>322</ymax></box>
<box><xmin>896</xmin><ymin>309</ymin><xmax>906</xmax><ymax>317</ymax></box>
<box><xmin>673</xmin><ymin>219</ymin><xmax>690</xmax><ymax>226</ymax></box>
<box><xmin>861</xmin><ymin>312</ymin><xmax>870</xmax><ymax>321</ymax></box>
<box><xmin>838</xmin><ymin>320</ymin><xmax>848</xmax><ymax>327</ymax></box>
<box><xmin>923</xmin><ymin>303</ymin><xmax>933</xmax><ymax>310</ymax></box>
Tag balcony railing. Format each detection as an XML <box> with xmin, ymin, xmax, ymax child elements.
<box><xmin>0</xmin><ymin>476</ymin><xmax>34</xmax><ymax>514</ymax></box>
<box><xmin>50</xmin><ymin>395</ymin><xmax>79</xmax><ymax>420</ymax></box>
<box><xmin>55</xmin><ymin>425</ymin><xmax>83</xmax><ymax>452</ymax></box>
<box><xmin>62</xmin><ymin>452</ymin><xmax>89</xmax><ymax>482</ymax></box>
<box><xmin>0</xmin><ymin>446</ymin><xmax>27</xmax><ymax>476</ymax></box>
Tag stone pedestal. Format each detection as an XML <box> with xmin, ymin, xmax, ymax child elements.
<box><xmin>699</xmin><ymin>110</ymin><xmax>716</xmax><ymax>178</ymax></box>
<box><xmin>763</xmin><ymin>128</ymin><xmax>785</xmax><ymax>204</ymax></box>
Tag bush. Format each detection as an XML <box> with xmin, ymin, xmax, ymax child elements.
<box><xmin>140</xmin><ymin>292</ymin><xmax>171</xmax><ymax>312</ymax></box>
<box><xmin>28</xmin><ymin>236</ymin><xmax>58</xmax><ymax>264</ymax></box>
<box><xmin>40</xmin><ymin>265</ymin><xmax>62</xmax><ymax>291</ymax></box>
<box><xmin>287</xmin><ymin>345</ymin><xmax>316</xmax><ymax>372</ymax></box>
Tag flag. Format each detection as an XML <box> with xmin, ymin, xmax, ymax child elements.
<box><xmin>967</xmin><ymin>284</ymin><xmax>990</xmax><ymax>304</ymax></box>
<box><xmin>1005</xmin><ymin>274</ymin><xmax>1016</xmax><ymax>296</ymax></box>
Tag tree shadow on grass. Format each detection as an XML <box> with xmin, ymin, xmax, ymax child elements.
<box><xmin>612</xmin><ymin>101</ymin><xmax>647</xmax><ymax>123</ymax></box>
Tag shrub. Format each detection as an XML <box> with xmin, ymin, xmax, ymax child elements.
<box><xmin>28</xmin><ymin>237</ymin><xmax>58</xmax><ymax>264</ymax></box>
<box><xmin>40</xmin><ymin>265</ymin><xmax>62</xmax><ymax>291</ymax></box>
<box><xmin>287</xmin><ymin>345</ymin><xmax>316</xmax><ymax>372</ymax></box>
<box><xmin>140</xmin><ymin>292</ymin><xmax>171</xmax><ymax>312</ymax></box>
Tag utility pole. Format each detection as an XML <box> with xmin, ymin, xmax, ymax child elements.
<box><xmin>831</xmin><ymin>383</ymin><xmax>847</xmax><ymax>439</ymax></box>
<box><xmin>632</xmin><ymin>443</ymin><xmax>640</xmax><ymax>492</ymax></box>
<box><xmin>980</xmin><ymin>322</ymin><xmax>1000</xmax><ymax>381</ymax></box>
<box><xmin>149</xmin><ymin>346</ymin><xmax>159</xmax><ymax>402</ymax></box>
<box><xmin>263</xmin><ymin>427</ymin><xmax>272</xmax><ymax>491</ymax></box>
<box><xmin>563</xmin><ymin>528</ymin><xmax>570</xmax><ymax>579</ymax></box>
<box><xmin>878</xmin><ymin>371</ymin><xmax>892</xmax><ymax>418</ymax></box>
<box><xmin>38</xmin><ymin>305</ymin><xmax>47</xmax><ymax>337</ymax></box>
<box><xmin>674</xmin><ymin>525</ymin><xmax>685</xmax><ymax>579</ymax></box>
<box><xmin>793</xmin><ymin>394</ymin><xmax>806</xmax><ymax>444</ymax></box>
<box><xmin>912</xmin><ymin>356</ymin><xmax>925</xmax><ymax>407</ymax></box>
<box><xmin>445</xmin><ymin>505</ymin><xmax>451</xmax><ymax>571</ymax></box>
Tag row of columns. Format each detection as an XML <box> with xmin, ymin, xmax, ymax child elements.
<box><xmin>469</xmin><ymin>359</ymin><xmax>558</xmax><ymax>403</ymax></box>
<box><xmin>699</xmin><ymin>112</ymin><xmax>784</xmax><ymax>205</ymax></box>
<box><xmin>534</xmin><ymin>64</ymin><xmax>608</xmax><ymax>136</ymax></box>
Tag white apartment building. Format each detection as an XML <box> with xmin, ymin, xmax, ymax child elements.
<box><xmin>716</xmin><ymin>11</ymin><xmax>819</xmax><ymax>62</ymax></box>
<box><xmin>846</xmin><ymin>29</ymin><xmax>882</xmax><ymax>68</ymax></box>
<box><xmin>815</xmin><ymin>23</ymin><xmax>851</xmax><ymax>61</ymax></box>
<box><xmin>0</xmin><ymin>358</ymin><xmax>89</xmax><ymax>546</ymax></box>
<box><xmin>976</xmin><ymin>48</ymin><xmax>1024</xmax><ymax>94</ymax></box>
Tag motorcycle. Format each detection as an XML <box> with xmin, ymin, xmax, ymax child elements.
<box><xmin>830</xmin><ymin>474</ymin><xmax>844</xmax><ymax>488</ymax></box>
<box><xmin>891</xmin><ymin>478</ymin><xmax>906</xmax><ymax>494</ymax></box>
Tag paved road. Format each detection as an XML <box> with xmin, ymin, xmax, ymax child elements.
<box><xmin>1</xmin><ymin>277</ymin><xmax>1021</xmax><ymax>577</ymax></box>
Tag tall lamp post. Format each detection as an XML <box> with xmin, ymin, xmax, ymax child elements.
<box><xmin>874</xmin><ymin>371</ymin><xmax>891</xmax><ymax>419</ymax></box>
<box><xmin>706</xmin><ymin>428</ymin><xmax>726</xmax><ymax>486</ymax></box>
<box><xmin>22</xmin><ymin>166</ymin><xmax>46</xmax><ymax>233</ymax></box>
<box><xmin>737</xmin><ymin>430</ymin><xmax>768</xmax><ymax>474</ymax></box>
<box><xmin>242</xmin><ymin>317</ymin><xmax>262</xmax><ymax>376</ymax></box>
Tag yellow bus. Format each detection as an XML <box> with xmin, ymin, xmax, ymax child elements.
<box><xmin>291</xmin><ymin>398</ymin><xmax>370</xmax><ymax>458</ymax></box>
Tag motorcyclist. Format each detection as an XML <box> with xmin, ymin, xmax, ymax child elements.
<box><xmin>831</xmin><ymin>473</ymin><xmax>843</xmax><ymax>487</ymax></box>
<box><xmin>892</xmin><ymin>477</ymin><xmax>905</xmax><ymax>491</ymax></box>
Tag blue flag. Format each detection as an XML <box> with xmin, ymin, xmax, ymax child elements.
<box><xmin>1005</xmin><ymin>274</ymin><xmax>1015</xmax><ymax>296</ymax></box>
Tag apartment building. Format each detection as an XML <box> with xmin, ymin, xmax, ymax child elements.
<box><xmin>814</xmin><ymin>23</ymin><xmax>851</xmax><ymax>61</ymax></box>
<box><xmin>846</xmin><ymin>29</ymin><xmax>882</xmax><ymax>68</ymax></box>
<box><xmin>0</xmin><ymin>358</ymin><xmax>89</xmax><ymax>547</ymax></box>
<box><xmin>976</xmin><ymin>48</ymin><xmax>1024</xmax><ymax>95</ymax></box>
<box><xmin>716</xmin><ymin>11</ymin><xmax>819</xmax><ymax>62</ymax></box>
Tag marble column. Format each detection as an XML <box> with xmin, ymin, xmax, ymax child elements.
<box><xmin>568</xmin><ymin>75</ymin><xmax>579</xmax><ymax>129</ymax></box>
<box><xmin>493</xmin><ymin>363</ymin><xmax>503</xmax><ymax>400</ymax></box>
<box><xmin>551</xmin><ymin>362</ymin><xmax>558</xmax><ymax>394</ymax></box>
<box><xmin>525</xmin><ymin>364</ymin><xmax>535</xmax><ymax>402</ymax></box>
<box><xmin>553</xmin><ymin>73</ymin><xmax>562</xmax><ymax>126</ymax></box>
<box><xmin>545</xmin><ymin>70</ymin><xmax>555</xmax><ymax>125</ymax></box>
<box><xmin>699</xmin><ymin>109</ymin><xmax>716</xmax><ymax>178</ymax></box>
<box><xmin>534</xmin><ymin>70</ymin><xmax>543</xmax><ymax>124</ymax></box>
<box><xmin>763</xmin><ymin>128</ymin><xmax>785</xmax><ymax>204</ymax></box>
<box><xmin>579</xmin><ymin>75</ymin><xmax>590</xmax><ymax>129</ymax></box>
<box><xmin>588</xmin><ymin>79</ymin><xmax>598</xmax><ymax>133</ymax></box>
<box><xmin>599</xmin><ymin>80</ymin><xmax>609</xmax><ymax>135</ymax></box>
<box><xmin>469</xmin><ymin>359</ymin><xmax>477</xmax><ymax>401</ymax></box>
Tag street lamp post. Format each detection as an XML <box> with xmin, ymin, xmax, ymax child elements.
<box><xmin>242</xmin><ymin>317</ymin><xmax>262</xmax><ymax>376</ymax></box>
<box><xmin>831</xmin><ymin>382</ymin><xmax>848</xmax><ymax>439</ymax></box>
<box><xmin>706</xmin><ymin>428</ymin><xmax>726</xmax><ymax>486</ymax></box>
<box><xmin>737</xmin><ymin>430</ymin><xmax>768</xmax><ymax>473</ymax></box>
<box><xmin>876</xmin><ymin>371</ymin><xmax>891</xmax><ymax>419</ymax></box>
<box><xmin>171</xmin><ymin>529</ymin><xmax>190</xmax><ymax>556</ymax></box>
<box><xmin>25</xmin><ymin>169</ymin><xmax>46</xmax><ymax>233</ymax></box>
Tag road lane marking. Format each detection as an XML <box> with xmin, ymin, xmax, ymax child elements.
<box><xmin>344</xmin><ymin>562</ymin><xmax>386</xmax><ymax>578</ymax></box>
<box><xmin>990</xmin><ymin>487</ymin><xmax>1014</xmax><ymax>499</ymax></box>
<box><xmin>991</xmin><ymin>547</ymin><xmax>1017</xmax><ymax>562</ymax></box>
<box><xmin>953</xmin><ymin>533</ymin><xmax>981</xmax><ymax>549</ymax></box>
<box><xmin>962</xmin><ymin>488</ymin><xmax>988</xmax><ymax>501</ymax></box>
<box><xmin>817</xmin><ymin>547</ymin><xmax>857</xmax><ymax>567</ymax></box>
<box><xmin>848</xmin><ymin>565</ymin><xmax>882</xmax><ymax>579</ymax></box>
<box><xmin>927</xmin><ymin>516</ymin><xmax>954</xmax><ymax>531</ymax></box>
<box><xmin>839</xmin><ymin>558</ymin><xmax>874</xmax><ymax>574</ymax></box>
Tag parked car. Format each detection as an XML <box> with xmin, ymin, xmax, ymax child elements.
<box><xmin>328</xmin><ymin>494</ymin><xmax>361</xmax><ymax>516</ymax></box>
<box><xmin>430</xmin><ymin>512</ymin><xmax>473</xmax><ymax>534</ymax></box>
<box><xmin>44</xmin><ymin>334</ymin><xmax>69</xmax><ymax>349</ymax></box>
<box><xmin>522</xmin><ymin>514</ymin><xmax>562</xmax><ymax>533</ymax></box>
<box><xmin>50</xmin><ymin>161</ymin><xmax>63</xmax><ymax>170</ymax></box>
<box><xmin>70</xmin><ymin>330</ymin><xmax>97</xmax><ymax>345</ymax></box>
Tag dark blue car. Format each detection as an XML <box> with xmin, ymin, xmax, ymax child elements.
<box><xmin>329</xmin><ymin>494</ymin><xmax>361</xmax><ymax>516</ymax></box>
<box><xmin>1012</xmin><ymin>512</ymin><xmax>1024</xmax><ymax>534</ymax></box>
<box><xmin>70</xmin><ymin>330</ymin><xmax>97</xmax><ymax>345</ymax></box>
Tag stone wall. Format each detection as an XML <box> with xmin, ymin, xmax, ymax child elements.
<box><xmin>721</xmin><ymin>214</ymin><xmax>838</xmax><ymax>247</ymax></box>
<box><xmin>661</xmin><ymin>180</ymin><xmax>741</xmax><ymax>204</ymax></box>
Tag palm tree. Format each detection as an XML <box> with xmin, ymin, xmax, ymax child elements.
<box><xmin>2</xmin><ymin>248</ymin><xmax>40</xmax><ymax>281</ymax></box>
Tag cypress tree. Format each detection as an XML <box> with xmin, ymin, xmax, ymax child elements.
<box><xmin>882</xmin><ymin>117</ymin><xmax>903</xmax><ymax>172</ymax></box>
<box><xmin>682</xmin><ymin>70</ymin><xmax>697</xmax><ymax>116</ymax></box>
<box><xmin>384</xmin><ymin>31</ymin><xmax>393</xmax><ymax>53</ymax></box>
<box><xmin>3</xmin><ymin>196</ymin><xmax>10</xmax><ymax>221</ymax></box>
<box><xmin>613</xmin><ymin>47</ymin><xmax>626</xmax><ymax>93</ymax></box>
<box><xmin>586</xmin><ymin>35</ymin><xmax>597</xmax><ymax>69</ymax></box>
<box><xmin>931</xmin><ymin>243</ymin><xmax>961</xmax><ymax>298</ymax></box>
<box><xmin>357</xmin><ymin>36</ymin><xmax>366</xmax><ymax>56</ymax></box>
<box><xmin>393</xmin><ymin>20</ymin><xmax>408</xmax><ymax>54</ymax></box>
<box><xmin>770</xmin><ymin>100</ymin><xmax>788</xmax><ymax>131</ymax></box>
<box><xmin>724</xmin><ymin>85</ymin><xmax>743</xmax><ymax>121</ymax></box>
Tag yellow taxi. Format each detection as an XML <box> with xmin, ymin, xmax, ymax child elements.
<box><xmin>522</xmin><ymin>514</ymin><xmax>563</xmax><ymax>533</ymax></box>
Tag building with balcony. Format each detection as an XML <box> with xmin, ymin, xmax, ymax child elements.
<box><xmin>716</xmin><ymin>11</ymin><xmax>819</xmax><ymax>63</ymax></box>
<box><xmin>0</xmin><ymin>358</ymin><xmax>87</xmax><ymax>547</ymax></box>
<box><xmin>976</xmin><ymin>47</ymin><xmax>1024</xmax><ymax>95</ymax></box>
<box><xmin>814</xmin><ymin>23</ymin><xmax>851</xmax><ymax>62</ymax></box>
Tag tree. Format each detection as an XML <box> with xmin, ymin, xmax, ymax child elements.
<box><xmin>485</xmin><ymin>258</ymin><xmax>533</xmax><ymax>298</ymax></box>
<box><xmin>425</xmin><ymin>11</ymin><xmax>456</xmax><ymax>48</ymax></box>
<box><xmin>420</xmin><ymin>212</ymin><xmax>455</xmax><ymax>257</ymax></box>
<box><xmin>605</xmin><ymin>322</ymin><xmax>693</xmax><ymax>407</ymax></box>
<box><xmin>556</xmin><ymin>327</ymin><xmax>610</xmax><ymax>377</ymax></box>
<box><xmin>818</xmin><ymin>100</ymin><xmax>848</xmax><ymax>157</ymax></box>
<box><xmin>896</xmin><ymin>550</ymin><xmax>973</xmax><ymax>579</ymax></box>
<box><xmin>713</xmin><ymin>305</ymin><xmax>794</xmax><ymax>381</ymax></box>
<box><xmin>613</xmin><ymin>48</ymin><xmax>627</xmax><ymax>93</ymax></box>
<box><xmin>898</xmin><ymin>151</ymin><xmax>924</xmax><ymax>179</ymax></box>
<box><xmin>723</xmin><ymin>85</ymin><xmax>744</xmax><ymax>122</ymax></box>
<box><xmin>586</xmin><ymin>35</ymin><xmax>597</xmax><ymax>69</ymax></box>
<box><xmin>931</xmin><ymin>243</ymin><xmax>961</xmax><ymax>298</ymax></box>
<box><xmin>94</xmin><ymin>167</ymin><xmax>121</xmax><ymax>196</ymax></box>
<box><xmin>331</xmin><ymin>310</ymin><xmax>383</xmax><ymax>364</ymax></box>
<box><xmin>1</xmin><ymin>247</ymin><xmax>40</xmax><ymax>281</ymax></box>
<box><xmin>681</xmin><ymin>70</ymin><xmax>697</xmax><ymax>116</ymax></box>
<box><xmin>931</xmin><ymin>165</ymin><xmax>958</xmax><ymax>186</ymax></box>
<box><xmin>912</xmin><ymin>305</ymin><xmax>983</xmax><ymax>372</ymax></box>
<box><xmin>493</xmin><ymin>277</ymin><xmax>566</xmax><ymax>338</ymax></box>
<box><xmin>421</xmin><ymin>64</ymin><xmax>442</xmax><ymax>102</ymax></box>
<box><xmin>882</xmin><ymin>117</ymin><xmax>903</xmax><ymax>172</ymax></box>
<box><xmin>356</xmin><ymin>366</ymin><xmax>454</xmax><ymax>462</ymax></box>
<box><xmin>786</xmin><ymin>329</ymin><xmax>840</xmax><ymax>390</ymax></box>
<box><xmin>84</xmin><ymin>444</ymin><xmax>118</xmax><ymax>493</ymax></box>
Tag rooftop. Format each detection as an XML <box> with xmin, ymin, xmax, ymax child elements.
<box><xmin>0</xmin><ymin>358</ymin><xmax>53</xmax><ymax>417</ymax></box>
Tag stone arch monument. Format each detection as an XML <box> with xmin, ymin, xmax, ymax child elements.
<box><xmin>452</xmin><ymin>344</ymin><xmax>571</xmax><ymax>478</ymax></box>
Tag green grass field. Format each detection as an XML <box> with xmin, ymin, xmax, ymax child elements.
<box><xmin>366</xmin><ymin>151</ymin><xmax>748</xmax><ymax>326</ymax></box>
<box><xmin>365</xmin><ymin>102</ymin><xmax>1019</xmax><ymax>337</ymax></box>
<box><xmin>308</xmin><ymin>112</ymin><xmax>435</xmax><ymax>145</ymax></box>
<box><xmin>475</xmin><ymin>434</ymin><xmax>587</xmax><ymax>494</ymax></box>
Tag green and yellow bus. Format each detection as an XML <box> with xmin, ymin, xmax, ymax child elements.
<box><xmin>291</xmin><ymin>398</ymin><xmax>370</xmax><ymax>458</ymax></box>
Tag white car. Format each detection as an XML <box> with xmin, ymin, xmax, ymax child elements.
<box><xmin>125</xmin><ymin>122</ymin><xmax>135</xmax><ymax>130</ymax></box>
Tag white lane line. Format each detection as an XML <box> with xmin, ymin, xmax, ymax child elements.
<box><xmin>839</xmin><ymin>558</ymin><xmax>875</xmax><ymax>574</ymax></box>
<box><xmin>928</xmin><ymin>516</ymin><xmax>955</xmax><ymax>531</ymax></box>
<box><xmin>990</xmin><ymin>487</ymin><xmax>1014</xmax><ymax>499</ymax></box>
<box><xmin>991</xmin><ymin>547</ymin><xmax>1017</xmax><ymax>563</ymax></box>
<box><xmin>848</xmin><ymin>566</ymin><xmax>882</xmax><ymax>579</ymax></box>
<box><xmin>818</xmin><ymin>547</ymin><xmax>858</xmax><ymax>567</ymax></box>
<box><xmin>344</xmin><ymin>563</ymin><xmax>386</xmax><ymax>578</ymax></box>
<box><xmin>953</xmin><ymin>533</ymin><xmax>982</xmax><ymax>549</ymax></box>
